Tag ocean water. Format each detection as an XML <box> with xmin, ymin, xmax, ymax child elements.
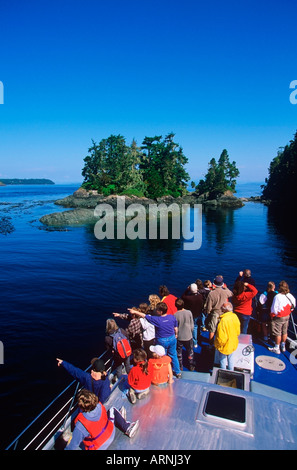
<box><xmin>1</xmin><ymin>181</ymin><xmax>297</xmax><ymax>448</ymax></box>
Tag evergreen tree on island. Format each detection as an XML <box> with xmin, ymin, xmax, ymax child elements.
<box><xmin>81</xmin><ymin>133</ymin><xmax>190</xmax><ymax>199</ymax></box>
<box><xmin>262</xmin><ymin>130</ymin><xmax>297</xmax><ymax>205</ymax></box>
<box><xmin>194</xmin><ymin>149</ymin><xmax>239</xmax><ymax>198</ymax></box>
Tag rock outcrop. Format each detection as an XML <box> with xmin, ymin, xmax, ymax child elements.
<box><xmin>40</xmin><ymin>187</ymin><xmax>244</xmax><ymax>226</ymax></box>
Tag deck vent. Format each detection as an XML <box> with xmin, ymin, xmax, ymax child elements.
<box><xmin>204</xmin><ymin>391</ymin><xmax>246</xmax><ymax>423</ymax></box>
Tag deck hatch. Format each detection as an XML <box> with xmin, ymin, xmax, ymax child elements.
<box><xmin>216</xmin><ymin>369</ymin><xmax>245</xmax><ymax>389</ymax></box>
<box><xmin>204</xmin><ymin>391</ymin><xmax>246</xmax><ymax>423</ymax></box>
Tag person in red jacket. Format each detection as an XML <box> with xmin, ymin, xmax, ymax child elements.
<box><xmin>128</xmin><ymin>348</ymin><xmax>153</xmax><ymax>404</ymax></box>
<box><xmin>65</xmin><ymin>389</ymin><xmax>139</xmax><ymax>450</ymax></box>
<box><xmin>159</xmin><ymin>285</ymin><xmax>177</xmax><ymax>315</ymax></box>
<box><xmin>232</xmin><ymin>281</ymin><xmax>258</xmax><ymax>334</ymax></box>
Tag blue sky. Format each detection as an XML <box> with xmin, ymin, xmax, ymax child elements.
<box><xmin>0</xmin><ymin>0</ymin><xmax>296</xmax><ymax>184</ymax></box>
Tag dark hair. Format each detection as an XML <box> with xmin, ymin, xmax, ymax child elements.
<box><xmin>90</xmin><ymin>358</ymin><xmax>105</xmax><ymax>373</ymax></box>
<box><xmin>266</xmin><ymin>281</ymin><xmax>275</xmax><ymax>292</ymax></box>
<box><xmin>138</xmin><ymin>303</ymin><xmax>149</xmax><ymax>313</ymax></box>
<box><xmin>175</xmin><ymin>298</ymin><xmax>184</xmax><ymax>310</ymax></box>
<box><xmin>155</xmin><ymin>302</ymin><xmax>168</xmax><ymax>315</ymax></box>
<box><xmin>195</xmin><ymin>279</ymin><xmax>203</xmax><ymax>289</ymax></box>
<box><xmin>159</xmin><ymin>285</ymin><xmax>170</xmax><ymax>297</ymax></box>
<box><xmin>204</xmin><ymin>280</ymin><xmax>212</xmax><ymax>288</ymax></box>
<box><xmin>233</xmin><ymin>280</ymin><xmax>245</xmax><ymax>296</ymax></box>
<box><xmin>133</xmin><ymin>348</ymin><xmax>149</xmax><ymax>375</ymax></box>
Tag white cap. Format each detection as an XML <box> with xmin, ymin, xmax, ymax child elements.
<box><xmin>149</xmin><ymin>345</ymin><xmax>166</xmax><ymax>356</ymax></box>
<box><xmin>190</xmin><ymin>283</ymin><xmax>198</xmax><ymax>293</ymax></box>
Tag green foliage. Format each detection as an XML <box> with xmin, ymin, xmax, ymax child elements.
<box><xmin>81</xmin><ymin>135</ymin><xmax>145</xmax><ymax>195</ymax></box>
<box><xmin>81</xmin><ymin>133</ymin><xmax>190</xmax><ymax>199</ymax></box>
<box><xmin>140</xmin><ymin>133</ymin><xmax>190</xmax><ymax>199</ymax></box>
<box><xmin>119</xmin><ymin>188</ymin><xmax>145</xmax><ymax>197</ymax></box>
<box><xmin>262</xmin><ymin>130</ymin><xmax>297</xmax><ymax>204</ymax></box>
<box><xmin>0</xmin><ymin>178</ymin><xmax>54</xmax><ymax>185</ymax></box>
<box><xmin>102</xmin><ymin>184</ymin><xmax>116</xmax><ymax>196</ymax></box>
<box><xmin>195</xmin><ymin>150</ymin><xmax>239</xmax><ymax>198</ymax></box>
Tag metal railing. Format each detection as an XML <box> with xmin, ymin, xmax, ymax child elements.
<box><xmin>5</xmin><ymin>351</ymin><xmax>113</xmax><ymax>451</ymax></box>
<box><xmin>287</xmin><ymin>312</ymin><xmax>297</xmax><ymax>348</ymax></box>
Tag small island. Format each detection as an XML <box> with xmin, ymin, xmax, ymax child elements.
<box><xmin>40</xmin><ymin>133</ymin><xmax>244</xmax><ymax>226</ymax></box>
<box><xmin>0</xmin><ymin>178</ymin><xmax>55</xmax><ymax>185</ymax></box>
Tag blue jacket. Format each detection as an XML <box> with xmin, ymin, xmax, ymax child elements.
<box><xmin>62</xmin><ymin>361</ymin><xmax>111</xmax><ymax>403</ymax></box>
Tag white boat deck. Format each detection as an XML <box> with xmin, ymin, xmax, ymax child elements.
<box><xmin>102</xmin><ymin>371</ymin><xmax>297</xmax><ymax>451</ymax></box>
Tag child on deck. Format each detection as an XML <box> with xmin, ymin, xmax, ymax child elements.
<box><xmin>149</xmin><ymin>345</ymin><xmax>174</xmax><ymax>386</ymax></box>
<box><xmin>127</xmin><ymin>349</ymin><xmax>153</xmax><ymax>404</ymax></box>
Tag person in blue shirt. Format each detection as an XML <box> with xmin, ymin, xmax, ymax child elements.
<box><xmin>56</xmin><ymin>357</ymin><xmax>111</xmax><ymax>404</ymax></box>
<box><xmin>129</xmin><ymin>302</ymin><xmax>182</xmax><ymax>378</ymax></box>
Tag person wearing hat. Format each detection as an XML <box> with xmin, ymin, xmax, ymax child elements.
<box><xmin>148</xmin><ymin>345</ymin><xmax>174</xmax><ymax>385</ymax></box>
<box><xmin>56</xmin><ymin>356</ymin><xmax>111</xmax><ymax>404</ymax></box>
<box><xmin>204</xmin><ymin>275</ymin><xmax>233</xmax><ymax>347</ymax></box>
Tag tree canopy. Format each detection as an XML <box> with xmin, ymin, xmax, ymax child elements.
<box><xmin>81</xmin><ymin>133</ymin><xmax>190</xmax><ymax>199</ymax></box>
<box><xmin>262</xmin><ymin>130</ymin><xmax>297</xmax><ymax>204</ymax></box>
<box><xmin>194</xmin><ymin>149</ymin><xmax>239</xmax><ymax>198</ymax></box>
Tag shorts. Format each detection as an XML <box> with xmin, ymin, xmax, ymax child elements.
<box><xmin>270</xmin><ymin>316</ymin><xmax>290</xmax><ymax>337</ymax></box>
<box><xmin>206</xmin><ymin>312</ymin><xmax>220</xmax><ymax>333</ymax></box>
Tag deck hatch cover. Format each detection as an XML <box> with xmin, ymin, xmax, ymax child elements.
<box><xmin>204</xmin><ymin>391</ymin><xmax>246</xmax><ymax>423</ymax></box>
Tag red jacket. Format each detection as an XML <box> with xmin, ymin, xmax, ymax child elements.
<box><xmin>232</xmin><ymin>284</ymin><xmax>258</xmax><ymax>316</ymax></box>
<box><xmin>128</xmin><ymin>362</ymin><xmax>153</xmax><ymax>391</ymax></box>
<box><xmin>162</xmin><ymin>294</ymin><xmax>178</xmax><ymax>315</ymax></box>
<box><xmin>75</xmin><ymin>403</ymin><xmax>114</xmax><ymax>450</ymax></box>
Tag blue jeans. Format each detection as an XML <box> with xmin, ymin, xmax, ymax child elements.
<box><xmin>217</xmin><ymin>351</ymin><xmax>235</xmax><ymax>370</ymax></box>
<box><xmin>201</xmin><ymin>311</ymin><xmax>207</xmax><ymax>329</ymax></box>
<box><xmin>235</xmin><ymin>312</ymin><xmax>250</xmax><ymax>334</ymax></box>
<box><xmin>193</xmin><ymin>317</ymin><xmax>199</xmax><ymax>345</ymax></box>
<box><xmin>156</xmin><ymin>335</ymin><xmax>181</xmax><ymax>375</ymax></box>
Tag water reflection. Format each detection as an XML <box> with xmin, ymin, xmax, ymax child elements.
<box><xmin>83</xmin><ymin>205</ymin><xmax>238</xmax><ymax>263</ymax></box>
<box><xmin>203</xmin><ymin>206</ymin><xmax>236</xmax><ymax>254</ymax></box>
<box><xmin>84</xmin><ymin>215</ymin><xmax>185</xmax><ymax>269</ymax></box>
<box><xmin>267</xmin><ymin>205</ymin><xmax>297</xmax><ymax>268</ymax></box>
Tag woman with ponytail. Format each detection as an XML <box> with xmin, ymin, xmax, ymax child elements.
<box><xmin>127</xmin><ymin>349</ymin><xmax>153</xmax><ymax>404</ymax></box>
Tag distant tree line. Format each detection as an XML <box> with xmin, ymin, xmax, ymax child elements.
<box><xmin>262</xmin><ymin>130</ymin><xmax>297</xmax><ymax>204</ymax></box>
<box><xmin>0</xmin><ymin>179</ymin><xmax>54</xmax><ymax>185</ymax></box>
<box><xmin>81</xmin><ymin>133</ymin><xmax>240</xmax><ymax>200</ymax></box>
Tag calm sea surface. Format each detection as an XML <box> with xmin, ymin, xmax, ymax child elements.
<box><xmin>1</xmin><ymin>181</ymin><xmax>297</xmax><ymax>448</ymax></box>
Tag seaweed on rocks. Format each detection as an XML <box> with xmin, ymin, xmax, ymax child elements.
<box><xmin>0</xmin><ymin>216</ymin><xmax>15</xmax><ymax>235</ymax></box>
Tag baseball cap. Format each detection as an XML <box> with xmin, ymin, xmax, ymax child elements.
<box><xmin>91</xmin><ymin>359</ymin><xmax>105</xmax><ymax>372</ymax></box>
<box><xmin>149</xmin><ymin>345</ymin><xmax>166</xmax><ymax>356</ymax></box>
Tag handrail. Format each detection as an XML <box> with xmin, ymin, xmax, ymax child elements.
<box><xmin>5</xmin><ymin>350</ymin><xmax>112</xmax><ymax>451</ymax></box>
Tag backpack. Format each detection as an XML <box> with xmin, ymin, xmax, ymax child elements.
<box><xmin>111</xmin><ymin>329</ymin><xmax>132</xmax><ymax>359</ymax></box>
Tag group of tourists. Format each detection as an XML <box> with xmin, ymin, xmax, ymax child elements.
<box><xmin>106</xmin><ymin>270</ymin><xmax>296</xmax><ymax>375</ymax></box>
<box><xmin>56</xmin><ymin>270</ymin><xmax>296</xmax><ymax>450</ymax></box>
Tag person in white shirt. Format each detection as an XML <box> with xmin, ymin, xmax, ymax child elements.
<box><xmin>268</xmin><ymin>280</ymin><xmax>296</xmax><ymax>354</ymax></box>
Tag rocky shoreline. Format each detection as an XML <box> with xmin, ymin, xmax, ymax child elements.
<box><xmin>40</xmin><ymin>187</ymin><xmax>248</xmax><ymax>226</ymax></box>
